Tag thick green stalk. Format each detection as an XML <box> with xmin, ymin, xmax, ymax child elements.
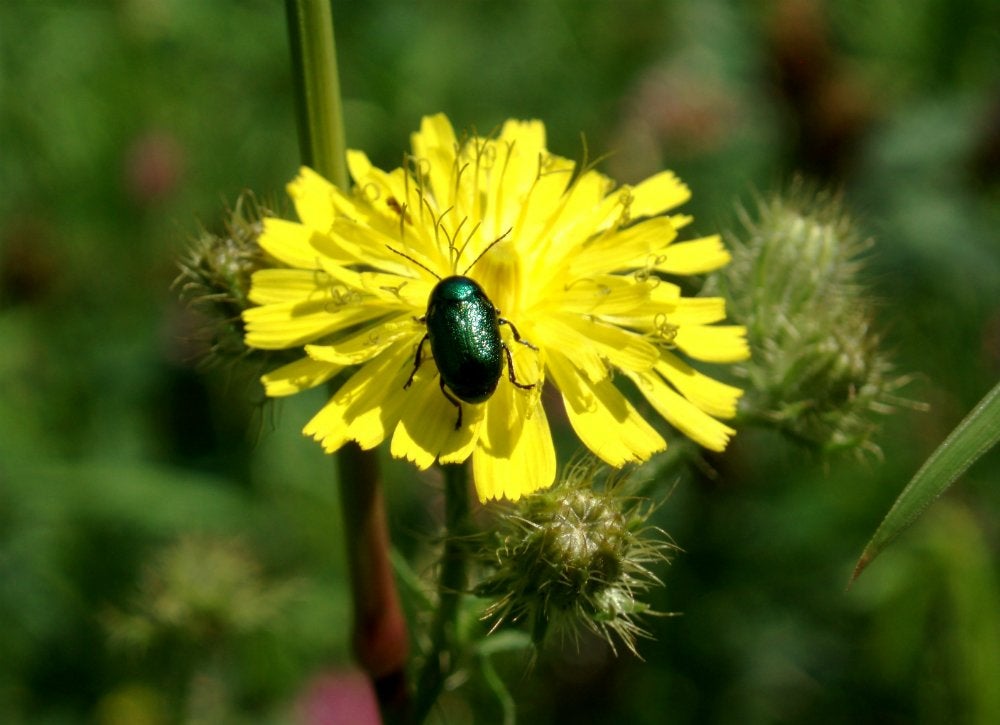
<box><xmin>284</xmin><ymin>0</ymin><xmax>348</xmax><ymax>188</ymax></box>
<box><xmin>414</xmin><ymin>463</ymin><xmax>473</xmax><ymax>721</ymax></box>
<box><xmin>285</xmin><ymin>1</ymin><xmax>409</xmax><ymax>719</ymax></box>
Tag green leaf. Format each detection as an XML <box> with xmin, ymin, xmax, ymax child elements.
<box><xmin>852</xmin><ymin>379</ymin><xmax>1000</xmax><ymax>584</ymax></box>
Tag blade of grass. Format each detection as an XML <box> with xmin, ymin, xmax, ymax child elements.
<box><xmin>851</xmin><ymin>379</ymin><xmax>1000</xmax><ymax>583</ymax></box>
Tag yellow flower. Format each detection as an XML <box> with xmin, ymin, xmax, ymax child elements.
<box><xmin>244</xmin><ymin>114</ymin><xmax>747</xmax><ymax>501</ymax></box>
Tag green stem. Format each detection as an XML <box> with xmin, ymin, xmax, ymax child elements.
<box><xmin>284</xmin><ymin>0</ymin><xmax>348</xmax><ymax>188</ymax></box>
<box><xmin>414</xmin><ymin>463</ymin><xmax>473</xmax><ymax>721</ymax></box>
<box><xmin>285</xmin><ymin>1</ymin><xmax>409</xmax><ymax>719</ymax></box>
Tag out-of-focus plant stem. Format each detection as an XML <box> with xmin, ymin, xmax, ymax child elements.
<box><xmin>414</xmin><ymin>463</ymin><xmax>472</xmax><ymax>722</ymax></box>
<box><xmin>284</xmin><ymin>0</ymin><xmax>348</xmax><ymax>188</ymax></box>
<box><xmin>285</xmin><ymin>2</ymin><xmax>409</xmax><ymax>721</ymax></box>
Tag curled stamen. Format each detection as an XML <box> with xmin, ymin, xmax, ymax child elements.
<box><xmin>473</xmin><ymin>137</ymin><xmax>498</xmax><ymax>171</ymax></box>
<box><xmin>311</xmin><ymin>269</ymin><xmax>334</xmax><ymax>287</ymax></box>
<box><xmin>360</xmin><ymin>182</ymin><xmax>381</xmax><ymax>204</ymax></box>
<box><xmin>616</xmin><ymin>188</ymin><xmax>634</xmax><ymax>227</ymax></box>
<box><xmin>652</xmin><ymin>314</ymin><xmax>678</xmax><ymax>344</ymax></box>
<box><xmin>632</xmin><ymin>269</ymin><xmax>661</xmax><ymax>289</ymax></box>
<box><xmin>405</xmin><ymin>154</ymin><xmax>432</xmax><ymax>185</ymax></box>
<box><xmin>378</xmin><ymin>280</ymin><xmax>409</xmax><ymax>300</ymax></box>
<box><xmin>563</xmin><ymin>277</ymin><xmax>597</xmax><ymax>292</ymax></box>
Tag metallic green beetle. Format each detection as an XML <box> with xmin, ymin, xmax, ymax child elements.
<box><xmin>389</xmin><ymin>236</ymin><xmax>537</xmax><ymax>428</ymax></box>
<box><xmin>406</xmin><ymin>275</ymin><xmax>536</xmax><ymax>427</ymax></box>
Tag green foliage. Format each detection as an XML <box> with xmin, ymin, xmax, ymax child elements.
<box><xmin>854</xmin><ymin>379</ymin><xmax>1000</xmax><ymax>580</ymax></box>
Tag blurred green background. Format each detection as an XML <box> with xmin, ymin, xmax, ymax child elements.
<box><xmin>1</xmin><ymin>1</ymin><xmax>998</xmax><ymax>723</ymax></box>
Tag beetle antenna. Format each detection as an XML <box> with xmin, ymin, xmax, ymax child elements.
<box><xmin>385</xmin><ymin>245</ymin><xmax>441</xmax><ymax>280</ymax></box>
<box><xmin>461</xmin><ymin>227</ymin><xmax>512</xmax><ymax>275</ymax></box>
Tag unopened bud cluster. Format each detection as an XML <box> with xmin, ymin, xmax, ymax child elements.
<box><xmin>475</xmin><ymin>459</ymin><xmax>671</xmax><ymax>655</ymax></box>
<box><xmin>708</xmin><ymin>185</ymin><xmax>909</xmax><ymax>455</ymax></box>
<box><xmin>106</xmin><ymin>536</ymin><xmax>297</xmax><ymax>650</ymax></box>
<box><xmin>174</xmin><ymin>193</ymin><xmax>270</xmax><ymax>366</ymax></box>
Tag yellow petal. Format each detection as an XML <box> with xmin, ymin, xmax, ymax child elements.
<box><xmin>607</xmin><ymin>287</ymin><xmax>724</xmax><ymax>330</ymax></box>
<box><xmin>670</xmin><ymin>213</ymin><xmax>693</xmax><ymax>229</ymax></box>
<box><xmin>511</xmin><ymin>156</ymin><xmax>578</xmax><ymax>257</ymax></box>
<box><xmin>346</xmin><ymin>151</ymin><xmax>411</xmax><ymax>217</ymax></box>
<box><xmin>303</xmin><ymin>342</ymin><xmax>413</xmax><ymax>452</ymax></box>
<box><xmin>656</xmin><ymin>352</ymin><xmax>742</xmax><ymax>419</ymax></box>
<box><xmin>673</xmin><ymin>325</ymin><xmax>750</xmax><ymax>363</ymax></box>
<box><xmin>411</xmin><ymin>114</ymin><xmax>460</xmax><ymax>211</ymax></box>
<box><xmin>438</xmin><ymin>403</ymin><xmax>486</xmax><ymax>465</ymax></box>
<box><xmin>629</xmin><ymin>170</ymin><xmax>691</xmax><ymax>218</ymax></box>
<box><xmin>261</xmin><ymin>357</ymin><xmax>342</xmax><ymax>397</ymax></box>
<box><xmin>390</xmin><ymin>366</ymin><xmax>483</xmax><ymax>469</ymax></box>
<box><xmin>548</xmin><ymin>352</ymin><xmax>665</xmax><ymax>467</ymax></box>
<box><xmin>531</xmin><ymin>316</ymin><xmax>607</xmax><ymax>383</ymax></box>
<box><xmin>346</xmin><ymin>149</ymin><xmax>374</xmax><ymax>187</ymax></box>
<box><xmin>288</xmin><ymin>167</ymin><xmax>339</xmax><ymax>232</ymax></box>
<box><xmin>483</xmin><ymin>121</ymin><xmax>549</xmax><ymax>238</ymax></box>
<box><xmin>348</xmin><ymin>377</ymin><xmax>419</xmax><ymax>450</ymax></box>
<box><xmin>473</xmin><ymin>395</ymin><xmax>555</xmax><ymax>501</ymax></box>
<box><xmin>248</xmin><ymin>269</ymin><xmax>330</xmax><ymax>305</ymax></box>
<box><xmin>258</xmin><ymin>218</ymin><xmax>324</xmax><ymax>269</ymax></box>
<box><xmin>553</xmin><ymin>274</ymin><xmax>654</xmax><ymax>317</ymax></box>
<box><xmin>538</xmin><ymin>170</ymin><xmax>631</xmax><ymax>268</ymax></box>
<box><xmin>538</xmin><ymin>314</ymin><xmax>659</xmax><ymax>381</ymax></box>
<box><xmin>412</xmin><ymin>113</ymin><xmax>458</xmax><ymax>165</ymax></box>
<box><xmin>475</xmin><ymin>371</ymin><xmax>526</xmax><ymax>460</ymax></box>
<box><xmin>628</xmin><ymin>369</ymin><xmax>737</xmax><ymax>451</ymax></box>
<box><xmin>498</xmin><ymin>118</ymin><xmax>547</xmax><ymax>152</ymax></box>
<box><xmin>357</xmin><ymin>270</ymin><xmax>432</xmax><ymax>308</ymax></box>
<box><xmin>329</xmin><ymin>217</ymin><xmax>448</xmax><ymax>282</ymax></box>
<box><xmin>661</xmin><ymin>297</ymin><xmax>729</xmax><ymax>325</ymax></box>
<box><xmin>305</xmin><ymin>316</ymin><xmax>421</xmax><ymax>365</ymax></box>
<box><xmin>549</xmin><ymin>169</ymin><xmax>615</xmax><ymax>243</ymax></box>
<box><xmin>570</xmin><ymin>217</ymin><xmax>678</xmax><ymax>278</ymax></box>
<box><xmin>651</xmin><ymin>235</ymin><xmax>732</xmax><ymax>275</ymax></box>
<box><xmin>243</xmin><ymin>299</ymin><xmax>392</xmax><ymax>350</ymax></box>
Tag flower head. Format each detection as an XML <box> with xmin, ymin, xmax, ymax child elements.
<box><xmin>244</xmin><ymin>114</ymin><xmax>747</xmax><ymax>500</ymax></box>
<box><xmin>175</xmin><ymin>192</ymin><xmax>271</xmax><ymax>367</ymax></box>
<box><xmin>474</xmin><ymin>457</ymin><xmax>674</xmax><ymax>655</ymax></box>
<box><xmin>708</xmin><ymin>184</ymin><xmax>913</xmax><ymax>455</ymax></box>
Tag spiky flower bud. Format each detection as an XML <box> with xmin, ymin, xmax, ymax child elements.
<box><xmin>106</xmin><ymin>536</ymin><xmax>297</xmax><ymax>650</ymax></box>
<box><xmin>707</xmin><ymin>183</ymin><xmax>913</xmax><ymax>455</ymax></box>
<box><xmin>174</xmin><ymin>193</ymin><xmax>271</xmax><ymax>367</ymax></box>
<box><xmin>475</xmin><ymin>459</ymin><xmax>672</xmax><ymax>655</ymax></box>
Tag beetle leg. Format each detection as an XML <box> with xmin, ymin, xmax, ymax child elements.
<box><xmin>439</xmin><ymin>377</ymin><xmax>464</xmax><ymax>429</ymax></box>
<box><xmin>404</xmin><ymin>333</ymin><xmax>430</xmax><ymax>390</ymax></box>
<box><xmin>498</xmin><ymin>317</ymin><xmax>538</xmax><ymax>350</ymax></box>
<box><xmin>503</xmin><ymin>343</ymin><xmax>536</xmax><ymax>391</ymax></box>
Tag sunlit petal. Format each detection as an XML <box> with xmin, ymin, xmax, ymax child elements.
<box><xmin>261</xmin><ymin>356</ymin><xmax>341</xmax><ymax>397</ymax></box>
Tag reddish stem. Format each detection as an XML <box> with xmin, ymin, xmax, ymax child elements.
<box><xmin>337</xmin><ymin>444</ymin><xmax>411</xmax><ymax>720</ymax></box>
